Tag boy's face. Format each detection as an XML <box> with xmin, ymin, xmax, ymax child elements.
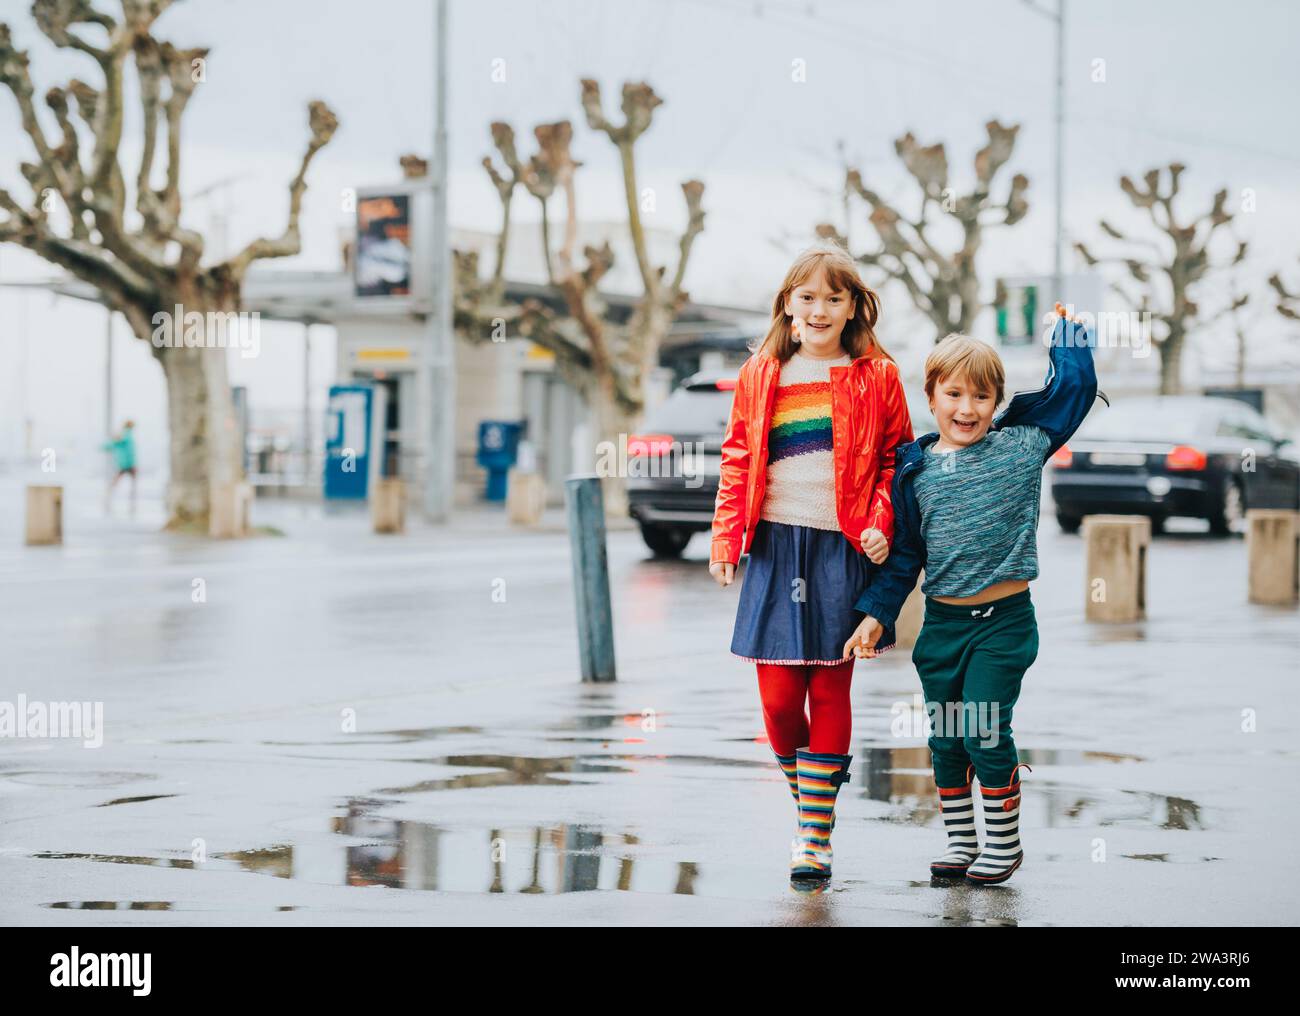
<box><xmin>930</xmin><ymin>372</ymin><xmax>995</xmax><ymax>448</ymax></box>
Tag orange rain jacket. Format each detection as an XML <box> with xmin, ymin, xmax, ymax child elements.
<box><xmin>710</xmin><ymin>350</ymin><xmax>914</xmax><ymax>566</ymax></box>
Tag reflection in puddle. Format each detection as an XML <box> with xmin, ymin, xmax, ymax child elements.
<box><xmin>377</xmin><ymin>753</ymin><xmax>634</xmax><ymax>794</ymax></box>
<box><xmin>0</xmin><ymin>771</ymin><xmax>155</xmax><ymax>789</ymax></box>
<box><xmin>96</xmin><ymin>794</ymin><xmax>178</xmax><ymax>808</ymax></box>
<box><xmin>33</xmin><ymin>807</ymin><xmax>702</xmax><ymax>895</ymax></box>
<box><xmin>35</xmin><ymin>852</ymin><xmax>195</xmax><ymax>870</ymax></box>
<box><xmin>44</xmin><ymin>901</ymin><xmax>297</xmax><ymax>912</ymax></box>
<box><xmin>849</xmin><ymin>747</ymin><xmax>1200</xmax><ymax>831</ymax></box>
<box><xmin>324</xmin><ymin>807</ymin><xmax>699</xmax><ymax>894</ymax></box>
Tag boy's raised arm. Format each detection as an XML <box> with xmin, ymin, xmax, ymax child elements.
<box><xmin>993</xmin><ymin>309</ymin><xmax>1101</xmax><ymax>462</ymax></box>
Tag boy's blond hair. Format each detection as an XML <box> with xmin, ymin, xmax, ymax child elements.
<box><xmin>924</xmin><ymin>333</ymin><xmax>1006</xmax><ymax>408</ymax></box>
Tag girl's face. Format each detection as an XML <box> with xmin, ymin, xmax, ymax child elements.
<box><xmin>930</xmin><ymin>372</ymin><xmax>995</xmax><ymax>448</ymax></box>
<box><xmin>784</xmin><ymin>267</ymin><xmax>855</xmax><ymax>357</ymax></box>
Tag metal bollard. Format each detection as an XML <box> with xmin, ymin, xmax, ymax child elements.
<box><xmin>1247</xmin><ymin>509</ymin><xmax>1299</xmax><ymax>606</ymax></box>
<box><xmin>564</xmin><ymin>474</ymin><xmax>616</xmax><ymax>682</ymax></box>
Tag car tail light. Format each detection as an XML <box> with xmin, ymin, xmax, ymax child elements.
<box><xmin>715</xmin><ymin>378</ymin><xmax>737</xmax><ymax>391</ymax></box>
<box><xmin>1166</xmin><ymin>445</ymin><xmax>1207</xmax><ymax>470</ymax></box>
<box><xmin>1050</xmin><ymin>445</ymin><xmax>1073</xmax><ymax>468</ymax></box>
<box><xmin>628</xmin><ymin>433</ymin><xmax>674</xmax><ymax>456</ymax></box>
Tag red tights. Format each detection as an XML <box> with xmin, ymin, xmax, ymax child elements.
<box><xmin>755</xmin><ymin>661</ymin><xmax>854</xmax><ymax>755</ymax></box>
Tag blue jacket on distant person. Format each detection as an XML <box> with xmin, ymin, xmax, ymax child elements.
<box><xmin>103</xmin><ymin>428</ymin><xmax>136</xmax><ymax>471</ymax></box>
<box><xmin>853</xmin><ymin>314</ymin><xmax>1106</xmax><ymax>652</ymax></box>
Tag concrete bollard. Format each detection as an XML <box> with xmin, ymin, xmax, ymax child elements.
<box><xmin>564</xmin><ymin>474</ymin><xmax>616</xmax><ymax>682</ymax></box>
<box><xmin>1083</xmin><ymin>515</ymin><xmax>1150</xmax><ymax>622</ymax></box>
<box><xmin>895</xmin><ymin>569</ymin><xmax>926</xmax><ymax>650</ymax></box>
<box><xmin>209</xmin><ymin>481</ymin><xmax>252</xmax><ymax>539</ymax></box>
<box><xmin>371</xmin><ymin>477</ymin><xmax>406</xmax><ymax>534</ymax></box>
<box><xmin>507</xmin><ymin>469</ymin><xmax>547</xmax><ymax>526</ymax></box>
<box><xmin>25</xmin><ymin>485</ymin><xmax>63</xmax><ymax>546</ymax></box>
<box><xmin>1247</xmin><ymin>509</ymin><xmax>1299</xmax><ymax>606</ymax></box>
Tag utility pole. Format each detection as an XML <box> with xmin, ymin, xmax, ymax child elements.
<box><xmin>105</xmin><ymin>305</ymin><xmax>113</xmax><ymax>439</ymax></box>
<box><xmin>424</xmin><ymin>0</ymin><xmax>455</xmax><ymax>521</ymax></box>
<box><xmin>303</xmin><ymin>321</ymin><xmax>312</xmax><ymax>479</ymax></box>
<box><xmin>1022</xmin><ymin>0</ymin><xmax>1067</xmax><ymax>302</ymax></box>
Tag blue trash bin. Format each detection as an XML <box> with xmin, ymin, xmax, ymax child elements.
<box><xmin>477</xmin><ymin>420</ymin><xmax>524</xmax><ymax>501</ymax></box>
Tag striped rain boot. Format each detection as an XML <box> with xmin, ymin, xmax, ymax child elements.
<box><xmin>966</xmin><ymin>763</ymin><xmax>1032</xmax><ymax>886</ymax></box>
<box><xmin>930</xmin><ymin>763</ymin><xmax>979</xmax><ymax>879</ymax></box>
<box><xmin>774</xmin><ymin>747</ymin><xmax>837</xmax><ymax>832</ymax></box>
<box><xmin>790</xmin><ymin>749</ymin><xmax>852</xmax><ymax>881</ymax></box>
<box><xmin>773</xmin><ymin>749</ymin><xmax>800</xmax><ymax>812</ymax></box>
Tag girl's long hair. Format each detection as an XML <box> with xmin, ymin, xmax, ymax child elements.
<box><xmin>752</xmin><ymin>240</ymin><xmax>892</xmax><ymax>363</ymax></box>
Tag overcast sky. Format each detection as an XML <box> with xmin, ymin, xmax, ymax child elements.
<box><xmin>2</xmin><ymin>0</ymin><xmax>1298</xmax><ymax>463</ymax></box>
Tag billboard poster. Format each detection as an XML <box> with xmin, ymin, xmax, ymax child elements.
<box><xmin>355</xmin><ymin>194</ymin><xmax>412</xmax><ymax>297</ymax></box>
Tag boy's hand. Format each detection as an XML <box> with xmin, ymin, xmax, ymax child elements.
<box><xmin>860</xmin><ymin>527</ymin><xmax>889</xmax><ymax>564</ymax></box>
<box><xmin>842</xmin><ymin>615</ymin><xmax>883</xmax><ymax>659</ymax></box>
<box><xmin>709</xmin><ymin>561</ymin><xmax>735</xmax><ymax>586</ymax></box>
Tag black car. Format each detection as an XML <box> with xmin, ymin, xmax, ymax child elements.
<box><xmin>626</xmin><ymin>372</ymin><xmax>734</xmax><ymax>557</ymax></box>
<box><xmin>1049</xmin><ymin>395</ymin><xmax>1300</xmax><ymax>534</ymax></box>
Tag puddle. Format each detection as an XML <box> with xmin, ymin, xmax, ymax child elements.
<box><xmin>543</xmin><ymin>713</ymin><xmax>663</xmax><ymax>734</ymax></box>
<box><xmin>35</xmin><ymin>852</ymin><xmax>196</xmax><ymax>869</ymax></box>
<box><xmin>32</xmin><ymin>813</ymin><xmax>704</xmax><ymax>895</ymax></box>
<box><xmin>97</xmin><ymin>794</ymin><xmax>178</xmax><ymax>808</ymax></box>
<box><xmin>44</xmin><ymin>901</ymin><xmax>296</xmax><ymax>911</ymax></box>
<box><xmin>840</xmin><ymin>747</ymin><xmax>1200</xmax><ymax>830</ymax></box>
<box><xmin>0</xmin><ymin>770</ymin><xmax>156</xmax><ymax>789</ymax></box>
<box><xmin>377</xmin><ymin>753</ymin><xmax>634</xmax><ymax>794</ymax></box>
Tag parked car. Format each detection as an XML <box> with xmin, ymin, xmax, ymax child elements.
<box><xmin>626</xmin><ymin>371</ymin><xmax>735</xmax><ymax>557</ymax></box>
<box><xmin>1049</xmin><ymin>395</ymin><xmax>1300</xmax><ymax>534</ymax></box>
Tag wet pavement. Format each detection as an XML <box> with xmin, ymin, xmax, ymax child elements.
<box><xmin>0</xmin><ymin>471</ymin><xmax>1297</xmax><ymax>925</ymax></box>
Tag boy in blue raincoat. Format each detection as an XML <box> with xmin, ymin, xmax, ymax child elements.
<box><xmin>843</xmin><ymin>304</ymin><xmax>1104</xmax><ymax>886</ymax></box>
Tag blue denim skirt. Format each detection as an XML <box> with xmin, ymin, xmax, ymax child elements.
<box><xmin>731</xmin><ymin>519</ymin><xmax>886</xmax><ymax>665</ymax></box>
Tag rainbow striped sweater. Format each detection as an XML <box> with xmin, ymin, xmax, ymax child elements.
<box><xmin>758</xmin><ymin>349</ymin><xmax>850</xmax><ymax>531</ymax></box>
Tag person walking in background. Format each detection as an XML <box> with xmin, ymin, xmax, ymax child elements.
<box><xmin>103</xmin><ymin>419</ymin><xmax>137</xmax><ymax>514</ymax></box>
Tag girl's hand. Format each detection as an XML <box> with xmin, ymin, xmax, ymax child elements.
<box><xmin>709</xmin><ymin>561</ymin><xmax>735</xmax><ymax>586</ymax></box>
<box><xmin>842</xmin><ymin>615</ymin><xmax>883</xmax><ymax>660</ymax></box>
<box><xmin>860</xmin><ymin>527</ymin><xmax>889</xmax><ymax>564</ymax></box>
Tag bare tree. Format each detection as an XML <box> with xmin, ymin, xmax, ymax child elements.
<box><xmin>1075</xmin><ymin>162</ymin><xmax>1247</xmax><ymax>394</ymax></box>
<box><xmin>1268</xmin><ymin>257</ymin><xmax>1300</xmax><ymax>321</ymax></box>
<box><xmin>831</xmin><ymin>120</ymin><xmax>1029</xmax><ymax>341</ymax></box>
<box><xmin>0</xmin><ymin>0</ymin><xmax>337</xmax><ymax>529</ymax></box>
<box><xmin>455</xmin><ymin>81</ymin><xmax>705</xmax><ymax>515</ymax></box>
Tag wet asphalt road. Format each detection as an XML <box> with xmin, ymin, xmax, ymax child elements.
<box><xmin>0</xmin><ymin>472</ymin><xmax>1297</xmax><ymax>926</ymax></box>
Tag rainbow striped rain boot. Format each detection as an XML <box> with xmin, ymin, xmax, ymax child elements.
<box><xmin>790</xmin><ymin>749</ymin><xmax>852</xmax><ymax>881</ymax></box>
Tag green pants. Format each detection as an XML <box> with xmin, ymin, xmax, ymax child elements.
<box><xmin>910</xmin><ymin>588</ymin><xmax>1038</xmax><ymax>789</ymax></box>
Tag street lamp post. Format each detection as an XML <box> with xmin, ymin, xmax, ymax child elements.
<box><xmin>1022</xmin><ymin>0</ymin><xmax>1067</xmax><ymax>304</ymax></box>
<box><xmin>424</xmin><ymin>0</ymin><xmax>455</xmax><ymax>522</ymax></box>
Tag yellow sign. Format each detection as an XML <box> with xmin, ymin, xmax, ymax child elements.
<box><xmin>356</xmin><ymin>348</ymin><xmax>412</xmax><ymax>361</ymax></box>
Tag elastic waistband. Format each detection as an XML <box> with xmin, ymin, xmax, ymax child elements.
<box><xmin>923</xmin><ymin>587</ymin><xmax>1032</xmax><ymax>620</ymax></box>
